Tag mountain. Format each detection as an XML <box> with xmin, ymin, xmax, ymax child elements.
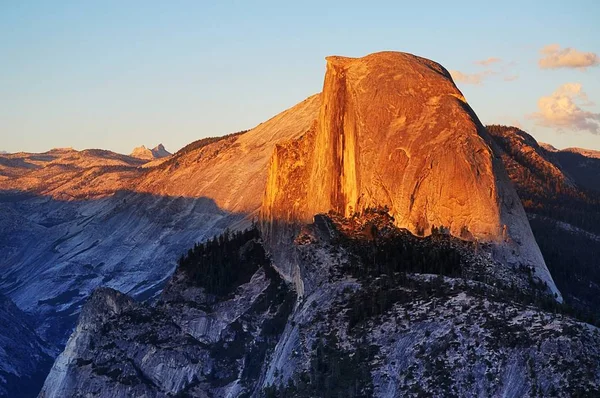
<box><xmin>0</xmin><ymin>96</ymin><xmax>319</xmax><ymax>395</ymax></box>
<box><xmin>488</xmin><ymin>125</ymin><xmax>600</xmax><ymax>318</ymax></box>
<box><xmin>2</xmin><ymin>52</ymin><xmax>600</xmax><ymax>396</ymax></box>
<box><xmin>536</xmin><ymin>142</ymin><xmax>600</xmax><ymax>192</ymax></box>
<box><xmin>549</xmin><ymin>147</ymin><xmax>600</xmax><ymax>193</ymax></box>
<box><xmin>0</xmin><ymin>294</ymin><xmax>54</xmax><ymax>398</ymax></box>
<box><xmin>0</xmin><ymin>148</ymin><xmax>146</xmax><ymax>196</ymax></box>
<box><xmin>40</xmin><ymin>214</ymin><xmax>600</xmax><ymax>397</ymax></box>
<box><xmin>130</xmin><ymin>144</ymin><xmax>171</xmax><ymax>160</ymax></box>
<box><xmin>262</xmin><ymin>52</ymin><xmax>559</xmax><ymax>298</ymax></box>
<box><xmin>562</xmin><ymin>147</ymin><xmax>600</xmax><ymax>160</ymax></box>
<box><xmin>36</xmin><ymin>52</ymin><xmax>599</xmax><ymax>397</ymax></box>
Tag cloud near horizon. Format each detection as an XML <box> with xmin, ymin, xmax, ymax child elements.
<box><xmin>451</xmin><ymin>57</ymin><xmax>517</xmax><ymax>85</ymax></box>
<box><xmin>529</xmin><ymin>83</ymin><xmax>600</xmax><ymax>134</ymax></box>
<box><xmin>475</xmin><ymin>57</ymin><xmax>502</xmax><ymax>66</ymax></box>
<box><xmin>539</xmin><ymin>44</ymin><xmax>599</xmax><ymax>70</ymax></box>
<box><xmin>449</xmin><ymin>70</ymin><xmax>494</xmax><ymax>85</ymax></box>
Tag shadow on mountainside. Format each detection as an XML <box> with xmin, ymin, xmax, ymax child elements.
<box><xmin>0</xmin><ymin>189</ymin><xmax>250</xmax><ymax>397</ymax></box>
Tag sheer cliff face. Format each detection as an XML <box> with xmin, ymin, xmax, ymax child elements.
<box><xmin>262</xmin><ymin>52</ymin><xmax>560</xmax><ymax>297</ymax></box>
<box><xmin>263</xmin><ymin>52</ymin><xmax>501</xmax><ymax>240</ymax></box>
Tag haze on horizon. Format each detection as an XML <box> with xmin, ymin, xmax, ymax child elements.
<box><xmin>1</xmin><ymin>0</ymin><xmax>599</xmax><ymax>154</ymax></box>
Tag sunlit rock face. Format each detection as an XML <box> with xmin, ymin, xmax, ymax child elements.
<box><xmin>264</xmin><ymin>52</ymin><xmax>498</xmax><ymax>238</ymax></box>
<box><xmin>130</xmin><ymin>144</ymin><xmax>171</xmax><ymax>160</ymax></box>
<box><xmin>262</xmin><ymin>51</ymin><xmax>560</xmax><ymax>298</ymax></box>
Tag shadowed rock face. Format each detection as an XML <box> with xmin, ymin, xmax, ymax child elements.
<box><xmin>262</xmin><ymin>51</ymin><xmax>560</xmax><ymax>298</ymax></box>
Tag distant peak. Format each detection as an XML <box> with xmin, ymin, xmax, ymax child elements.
<box><xmin>540</xmin><ymin>142</ymin><xmax>558</xmax><ymax>152</ymax></box>
<box><xmin>563</xmin><ymin>147</ymin><xmax>600</xmax><ymax>159</ymax></box>
<box><xmin>130</xmin><ymin>144</ymin><xmax>171</xmax><ymax>160</ymax></box>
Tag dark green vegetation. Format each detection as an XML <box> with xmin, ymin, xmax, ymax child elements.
<box><xmin>263</xmin><ymin>210</ymin><xmax>600</xmax><ymax>397</ymax></box>
<box><xmin>174</xmin><ymin>130</ymin><xmax>248</xmax><ymax>157</ymax></box>
<box><xmin>529</xmin><ymin>216</ymin><xmax>600</xmax><ymax>321</ymax></box>
<box><xmin>330</xmin><ymin>208</ymin><xmax>464</xmax><ymax>279</ymax></box>
<box><xmin>72</xmin><ymin>227</ymin><xmax>295</xmax><ymax>396</ymax></box>
<box><xmin>178</xmin><ymin>226</ymin><xmax>267</xmax><ymax>296</ymax></box>
<box><xmin>264</xmin><ymin>333</ymin><xmax>377</xmax><ymax>398</ymax></box>
<box><xmin>327</xmin><ymin>209</ymin><xmax>600</xmax><ymax>328</ymax></box>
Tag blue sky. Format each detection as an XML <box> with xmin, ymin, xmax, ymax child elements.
<box><xmin>1</xmin><ymin>0</ymin><xmax>599</xmax><ymax>153</ymax></box>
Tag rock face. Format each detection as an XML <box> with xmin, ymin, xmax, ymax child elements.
<box><xmin>0</xmin><ymin>294</ymin><xmax>54</xmax><ymax>398</ymax></box>
<box><xmin>264</xmin><ymin>52</ymin><xmax>499</xmax><ymax>237</ymax></box>
<box><xmin>39</xmin><ymin>233</ymin><xmax>295</xmax><ymax>398</ymax></box>
<box><xmin>39</xmin><ymin>214</ymin><xmax>600</xmax><ymax>398</ymax></box>
<box><xmin>136</xmin><ymin>95</ymin><xmax>320</xmax><ymax>214</ymax></box>
<box><xmin>130</xmin><ymin>144</ymin><xmax>171</xmax><ymax>160</ymax></box>
<box><xmin>0</xmin><ymin>94</ymin><xmax>320</xmax><ymax>396</ymax></box>
<box><xmin>262</xmin><ymin>52</ymin><xmax>559</xmax><ymax>297</ymax></box>
<box><xmin>488</xmin><ymin>125</ymin><xmax>600</xmax><ymax>318</ymax></box>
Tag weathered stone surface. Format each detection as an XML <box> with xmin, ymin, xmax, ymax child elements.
<box><xmin>261</xmin><ymin>52</ymin><xmax>559</xmax><ymax>297</ymax></box>
<box><xmin>264</xmin><ymin>52</ymin><xmax>496</xmax><ymax>238</ymax></box>
<box><xmin>39</xmin><ymin>214</ymin><xmax>600</xmax><ymax>398</ymax></box>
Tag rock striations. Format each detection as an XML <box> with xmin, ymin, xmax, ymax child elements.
<box><xmin>261</xmin><ymin>52</ymin><xmax>559</xmax><ymax>297</ymax></box>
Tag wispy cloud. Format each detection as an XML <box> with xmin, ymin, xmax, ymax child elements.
<box><xmin>539</xmin><ymin>44</ymin><xmax>599</xmax><ymax>70</ymax></box>
<box><xmin>475</xmin><ymin>57</ymin><xmax>502</xmax><ymax>66</ymax></box>
<box><xmin>529</xmin><ymin>83</ymin><xmax>600</xmax><ymax>134</ymax></box>
<box><xmin>452</xmin><ymin>57</ymin><xmax>517</xmax><ymax>86</ymax></box>
<box><xmin>510</xmin><ymin>120</ymin><xmax>523</xmax><ymax>129</ymax></box>
<box><xmin>449</xmin><ymin>70</ymin><xmax>494</xmax><ymax>85</ymax></box>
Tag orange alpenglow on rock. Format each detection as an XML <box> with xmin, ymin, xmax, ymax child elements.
<box><xmin>261</xmin><ymin>51</ymin><xmax>560</xmax><ymax>299</ymax></box>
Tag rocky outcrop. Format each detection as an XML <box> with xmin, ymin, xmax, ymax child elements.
<box><xmin>39</xmin><ymin>234</ymin><xmax>295</xmax><ymax>398</ymax></box>
<box><xmin>262</xmin><ymin>52</ymin><xmax>559</xmax><ymax>298</ymax></box>
<box><xmin>39</xmin><ymin>214</ymin><xmax>600</xmax><ymax>398</ymax></box>
<box><xmin>0</xmin><ymin>294</ymin><xmax>54</xmax><ymax>398</ymax></box>
<box><xmin>263</xmin><ymin>52</ymin><xmax>501</xmax><ymax>238</ymax></box>
<box><xmin>130</xmin><ymin>144</ymin><xmax>171</xmax><ymax>160</ymax></box>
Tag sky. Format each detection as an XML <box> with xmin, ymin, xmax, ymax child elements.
<box><xmin>1</xmin><ymin>0</ymin><xmax>599</xmax><ymax>154</ymax></box>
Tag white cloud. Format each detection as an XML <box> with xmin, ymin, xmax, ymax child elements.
<box><xmin>539</xmin><ymin>44</ymin><xmax>599</xmax><ymax>70</ymax></box>
<box><xmin>449</xmin><ymin>70</ymin><xmax>493</xmax><ymax>85</ymax></box>
<box><xmin>529</xmin><ymin>83</ymin><xmax>600</xmax><ymax>134</ymax></box>
<box><xmin>504</xmin><ymin>74</ymin><xmax>519</xmax><ymax>82</ymax></box>
<box><xmin>475</xmin><ymin>57</ymin><xmax>502</xmax><ymax>66</ymax></box>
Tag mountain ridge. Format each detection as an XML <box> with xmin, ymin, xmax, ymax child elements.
<box><xmin>2</xmin><ymin>52</ymin><xmax>600</xmax><ymax>396</ymax></box>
